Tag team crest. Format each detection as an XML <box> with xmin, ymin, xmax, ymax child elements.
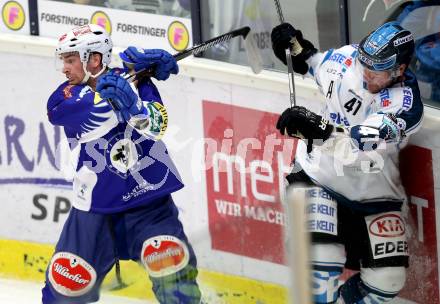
<box><xmin>105</xmin><ymin>133</ymin><xmax>143</xmax><ymax>178</ymax></box>
<box><xmin>63</xmin><ymin>85</ymin><xmax>73</xmax><ymax>99</ymax></box>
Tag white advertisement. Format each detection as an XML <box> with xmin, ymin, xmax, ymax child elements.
<box><xmin>38</xmin><ymin>0</ymin><xmax>192</xmax><ymax>53</ymax></box>
<box><xmin>0</xmin><ymin>53</ymin><xmax>71</xmax><ymax>243</ymax></box>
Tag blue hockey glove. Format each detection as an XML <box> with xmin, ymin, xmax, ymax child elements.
<box><xmin>350</xmin><ymin>113</ymin><xmax>405</xmax><ymax>151</ymax></box>
<box><xmin>119</xmin><ymin>47</ymin><xmax>179</xmax><ymax>80</ymax></box>
<box><xmin>97</xmin><ymin>72</ymin><xmax>146</xmax><ymax>122</ymax></box>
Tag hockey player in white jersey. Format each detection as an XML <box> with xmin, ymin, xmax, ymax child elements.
<box><xmin>271</xmin><ymin>22</ymin><xmax>423</xmax><ymax>303</ymax></box>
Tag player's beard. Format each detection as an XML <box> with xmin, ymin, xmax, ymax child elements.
<box><xmin>365</xmin><ymin>82</ymin><xmax>382</xmax><ymax>94</ymax></box>
<box><xmin>364</xmin><ymin>77</ymin><xmax>392</xmax><ymax>94</ymax></box>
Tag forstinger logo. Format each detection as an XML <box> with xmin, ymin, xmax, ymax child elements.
<box><xmin>167</xmin><ymin>21</ymin><xmax>189</xmax><ymax>51</ymax></box>
<box><xmin>90</xmin><ymin>11</ymin><xmax>111</xmax><ymax>34</ymax></box>
<box><xmin>2</xmin><ymin>1</ymin><xmax>25</xmax><ymax>31</ymax></box>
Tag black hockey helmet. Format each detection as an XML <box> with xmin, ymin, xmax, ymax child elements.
<box><xmin>358</xmin><ymin>21</ymin><xmax>415</xmax><ymax>71</ymax></box>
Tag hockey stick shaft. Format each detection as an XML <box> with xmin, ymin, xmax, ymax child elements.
<box><xmin>126</xmin><ymin>26</ymin><xmax>252</xmax><ymax>81</ymax></box>
<box><xmin>174</xmin><ymin>26</ymin><xmax>250</xmax><ymax>61</ymax></box>
<box><xmin>108</xmin><ymin>26</ymin><xmax>255</xmax><ymax>124</ymax></box>
<box><xmin>273</xmin><ymin>0</ymin><xmax>303</xmax><ymax>108</ymax></box>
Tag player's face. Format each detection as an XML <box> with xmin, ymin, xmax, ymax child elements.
<box><xmin>362</xmin><ymin>68</ymin><xmax>393</xmax><ymax>94</ymax></box>
<box><xmin>60</xmin><ymin>52</ymin><xmax>85</xmax><ymax>85</ymax></box>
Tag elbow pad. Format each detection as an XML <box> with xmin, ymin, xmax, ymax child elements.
<box><xmin>350</xmin><ymin>125</ymin><xmax>381</xmax><ymax>151</ymax></box>
<box><xmin>351</xmin><ymin>114</ymin><xmax>405</xmax><ymax>151</ymax></box>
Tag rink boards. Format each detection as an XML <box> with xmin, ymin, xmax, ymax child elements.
<box><xmin>0</xmin><ymin>34</ymin><xmax>439</xmax><ymax>303</ymax></box>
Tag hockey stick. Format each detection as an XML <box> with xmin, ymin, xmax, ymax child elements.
<box><xmin>273</xmin><ymin>0</ymin><xmax>302</xmax><ymax>107</ymax></box>
<box><xmin>126</xmin><ymin>25</ymin><xmax>263</xmax><ymax>81</ymax></box>
<box><xmin>272</xmin><ymin>3</ymin><xmax>312</xmax><ymax>302</ymax></box>
<box><xmin>107</xmin><ymin>26</ymin><xmax>262</xmax><ymax>129</ymax></box>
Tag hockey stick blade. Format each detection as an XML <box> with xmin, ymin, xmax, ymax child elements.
<box><xmin>174</xmin><ymin>26</ymin><xmax>251</xmax><ymax>61</ymax></box>
<box><xmin>244</xmin><ymin>29</ymin><xmax>264</xmax><ymax>74</ymax></box>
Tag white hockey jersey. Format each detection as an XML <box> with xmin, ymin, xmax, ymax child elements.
<box><xmin>295</xmin><ymin>45</ymin><xmax>424</xmax><ymax>208</ymax></box>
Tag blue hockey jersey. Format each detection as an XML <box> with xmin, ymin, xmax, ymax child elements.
<box><xmin>47</xmin><ymin>73</ymin><xmax>183</xmax><ymax>213</ymax></box>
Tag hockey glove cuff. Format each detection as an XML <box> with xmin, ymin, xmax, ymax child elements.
<box><xmin>276</xmin><ymin>106</ymin><xmax>333</xmax><ymax>141</ymax></box>
<box><xmin>271</xmin><ymin>23</ymin><xmax>318</xmax><ymax>74</ymax></box>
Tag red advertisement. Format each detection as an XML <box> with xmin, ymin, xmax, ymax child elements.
<box><xmin>400</xmin><ymin>145</ymin><xmax>438</xmax><ymax>303</ymax></box>
<box><xmin>203</xmin><ymin>100</ymin><xmax>296</xmax><ymax>264</ymax></box>
<box><xmin>203</xmin><ymin>101</ymin><xmax>438</xmax><ymax>302</ymax></box>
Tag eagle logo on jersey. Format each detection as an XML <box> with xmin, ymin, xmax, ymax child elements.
<box><xmin>75</xmin><ymin>87</ymin><xmax>114</xmax><ymax>139</ymax></box>
<box><xmin>79</xmin><ymin>102</ymin><xmax>113</xmax><ymax>138</ymax></box>
<box><xmin>51</xmin><ymin>83</ymin><xmax>116</xmax><ymax>141</ymax></box>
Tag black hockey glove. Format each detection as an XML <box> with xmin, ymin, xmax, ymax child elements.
<box><xmin>276</xmin><ymin>106</ymin><xmax>333</xmax><ymax>141</ymax></box>
<box><xmin>271</xmin><ymin>23</ymin><xmax>318</xmax><ymax>75</ymax></box>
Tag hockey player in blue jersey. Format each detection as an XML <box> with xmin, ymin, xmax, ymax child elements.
<box><xmin>42</xmin><ymin>24</ymin><xmax>202</xmax><ymax>303</ymax></box>
<box><xmin>271</xmin><ymin>22</ymin><xmax>423</xmax><ymax>303</ymax></box>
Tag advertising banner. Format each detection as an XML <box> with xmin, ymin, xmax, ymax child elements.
<box><xmin>203</xmin><ymin>100</ymin><xmax>296</xmax><ymax>264</ymax></box>
<box><xmin>400</xmin><ymin>145</ymin><xmax>438</xmax><ymax>303</ymax></box>
<box><xmin>38</xmin><ymin>0</ymin><xmax>192</xmax><ymax>53</ymax></box>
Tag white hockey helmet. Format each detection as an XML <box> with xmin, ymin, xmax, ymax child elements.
<box><xmin>56</xmin><ymin>24</ymin><xmax>113</xmax><ymax>83</ymax></box>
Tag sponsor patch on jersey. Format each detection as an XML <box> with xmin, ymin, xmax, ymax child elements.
<box><xmin>402</xmin><ymin>88</ymin><xmax>413</xmax><ymax>110</ymax></box>
<box><xmin>379</xmin><ymin>89</ymin><xmax>391</xmax><ymax>107</ymax></box>
<box><xmin>366</xmin><ymin>212</ymin><xmax>408</xmax><ymax>260</ymax></box>
<box><xmin>141</xmin><ymin>235</ymin><xmax>190</xmax><ymax>278</ymax></box>
<box><xmin>149</xmin><ymin>101</ymin><xmax>168</xmax><ymax>137</ymax></box>
<box><xmin>48</xmin><ymin>252</ymin><xmax>97</xmax><ymax>297</ymax></box>
<box><xmin>369</xmin><ymin>213</ymin><xmax>405</xmax><ymax>237</ymax></box>
<box><xmin>122</xmin><ymin>180</ymin><xmax>155</xmax><ymax>202</ymax></box>
<box><xmin>343</xmin><ymin>57</ymin><xmax>352</xmax><ymax>67</ymax></box>
<box><xmin>341</xmin><ymin>56</ymin><xmax>354</xmax><ymax>74</ymax></box>
<box><xmin>330</xmin><ymin>112</ymin><xmax>350</xmax><ymax>127</ymax></box>
<box><xmin>63</xmin><ymin>85</ymin><xmax>74</xmax><ymax>99</ymax></box>
<box><xmin>305</xmin><ymin>187</ymin><xmax>338</xmax><ymax>236</ymax></box>
<box><xmin>313</xmin><ymin>270</ymin><xmax>340</xmax><ymax>303</ymax></box>
<box><xmin>329</xmin><ymin>53</ymin><xmax>347</xmax><ymax>64</ymax></box>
